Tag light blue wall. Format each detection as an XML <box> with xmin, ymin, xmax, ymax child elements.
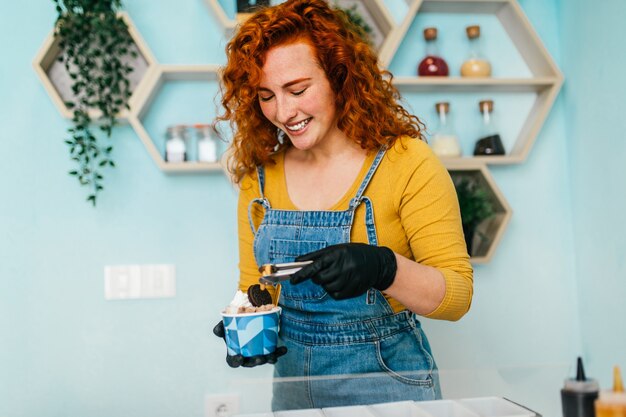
<box><xmin>559</xmin><ymin>0</ymin><xmax>626</xmax><ymax>388</ymax></box>
<box><xmin>0</xmin><ymin>1</ymin><xmax>621</xmax><ymax>417</ymax></box>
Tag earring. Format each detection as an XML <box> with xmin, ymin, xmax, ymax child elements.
<box><xmin>277</xmin><ymin>129</ymin><xmax>286</xmax><ymax>144</ymax></box>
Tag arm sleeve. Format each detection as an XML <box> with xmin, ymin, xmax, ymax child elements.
<box><xmin>236</xmin><ymin>173</ymin><xmax>279</xmax><ymax>301</ymax></box>
<box><xmin>394</xmin><ymin>142</ymin><xmax>474</xmax><ymax>321</ymax></box>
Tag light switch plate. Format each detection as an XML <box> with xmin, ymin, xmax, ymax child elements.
<box><xmin>104</xmin><ymin>264</ymin><xmax>176</xmax><ymax>300</ymax></box>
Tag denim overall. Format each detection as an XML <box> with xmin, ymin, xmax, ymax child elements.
<box><xmin>248</xmin><ymin>149</ymin><xmax>442</xmax><ymax>411</ymax></box>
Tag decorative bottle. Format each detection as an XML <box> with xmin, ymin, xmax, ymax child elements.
<box><xmin>418</xmin><ymin>27</ymin><xmax>449</xmax><ymax>76</ymax></box>
<box><xmin>595</xmin><ymin>366</ymin><xmax>626</xmax><ymax>417</ymax></box>
<box><xmin>474</xmin><ymin>100</ymin><xmax>505</xmax><ymax>156</ymax></box>
<box><xmin>431</xmin><ymin>102</ymin><xmax>461</xmax><ymax>157</ymax></box>
<box><xmin>165</xmin><ymin>125</ymin><xmax>187</xmax><ymax>163</ymax></box>
<box><xmin>461</xmin><ymin>25</ymin><xmax>492</xmax><ymax>77</ymax></box>
<box><xmin>196</xmin><ymin>124</ymin><xmax>218</xmax><ymax>163</ymax></box>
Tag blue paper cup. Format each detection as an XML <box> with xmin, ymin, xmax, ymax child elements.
<box><xmin>221</xmin><ymin>307</ymin><xmax>281</xmax><ymax>357</ymax></box>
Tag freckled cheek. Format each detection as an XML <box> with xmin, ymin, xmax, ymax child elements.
<box><xmin>259</xmin><ymin>102</ymin><xmax>276</xmax><ymax>123</ymax></box>
<box><xmin>299</xmin><ymin>96</ymin><xmax>322</xmax><ymax>116</ymax></box>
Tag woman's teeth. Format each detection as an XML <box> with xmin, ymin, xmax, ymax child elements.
<box><xmin>286</xmin><ymin>118</ymin><xmax>310</xmax><ymax>132</ymax></box>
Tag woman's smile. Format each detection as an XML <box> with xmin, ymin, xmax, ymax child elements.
<box><xmin>285</xmin><ymin>117</ymin><xmax>312</xmax><ymax>134</ymax></box>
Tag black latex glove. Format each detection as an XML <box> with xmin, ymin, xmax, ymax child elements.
<box><xmin>290</xmin><ymin>243</ymin><xmax>397</xmax><ymax>300</ymax></box>
<box><xmin>213</xmin><ymin>321</ymin><xmax>287</xmax><ymax>368</ymax></box>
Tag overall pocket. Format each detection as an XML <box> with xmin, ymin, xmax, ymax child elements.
<box><xmin>375</xmin><ymin>325</ymin><xmax>435</xmax><ymax>387</ymax></box>
<box><xmin>269</xmin><ymin>238</ymin><xmax>327</xmax><ymax>301</ymax></box>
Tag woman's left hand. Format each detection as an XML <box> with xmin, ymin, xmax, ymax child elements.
<box><xmin>213</xmin><ymin>321</ymin><xmax>288</xmax><ymax>367</ymax></box>
<box><xmin>290</xmin><ymin>243</ymin><xmax>397</xmax><ymax>300</ymax></box>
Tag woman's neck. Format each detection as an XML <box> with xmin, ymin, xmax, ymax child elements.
<box><xmin>287</xmin><ymin>134</ymin><xmax>366</xmax><ymax>166</ymax></box>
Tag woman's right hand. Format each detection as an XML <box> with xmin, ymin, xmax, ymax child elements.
<box><xmin>213</xmin><ymin>321</ymin><xmax>288</xmax><ymax>368</ymax></box>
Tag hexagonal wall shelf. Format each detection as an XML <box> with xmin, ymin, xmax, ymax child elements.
<box><xmin>204</xmin><ymin>0</ymin><xmax>238</xmax><ymax>30</ymax></box>
<box><xmin>34</xmin><ymin>1</ymin><xmax>558</xmax><ymax>265</ymax></box>
<box><xmin>204</xmin><ymin>0</ymin><xmax>395</xmax><ymax>53</ymax></box>
<box><xmin>383</xmin><ymin>0</ymin><xmax>563</xmax><ymax>166</ymax></box>
<box><xmin>448</xmin><ymin>163</ymin><xmax>512</xmax><ymax>264</ymax></box>
<box><xmin>33</xmin><ymin>12</ymin><xmax>156</xmax><ymax>121</ymax></box>
<box><xmin>128</xmin><ymin>64</ymin><xmax>228</xmax><ymax>174</ymax></box>
<box><xmin>333</xmin><ymin>0</ymin><xmax>396</xmax><ymax>51</ymax></box>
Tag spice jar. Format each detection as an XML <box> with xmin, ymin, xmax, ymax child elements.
<box><xmin>431</xmin><ymin>102</ymin><xmax>461</xmax><ymax>157</ymax></box>
<box><xmin>165</xmin><ymin>125</ymin><xmax>187</xmax><ymax>163</ymax></box>
<box><xmin>474</xmin><ymin>100</ymin><xmax>505</xmax><ymax>156</ymax></box>
<box><xmin>195</xmin><ymin>124</ymin><xmax>218</xmax><ymax>163</ymax></box>
<box><xmin>461</xmin><ymin>25</ymin><xmax>492</xmax><ymax>77</ymax></box>
<box><xmin>418</xmin><ymin>27</ymin><xmax>449</xmax><ymax>76</ymax></box>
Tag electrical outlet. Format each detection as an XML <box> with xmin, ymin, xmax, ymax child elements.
<box><xmin>205</xmin><ymin>394</ymin><xmax>240</xmax><ymax>417</ymax></box>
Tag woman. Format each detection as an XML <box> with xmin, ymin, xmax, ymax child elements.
<box><xmin>213</xmin><ymin>0</ymin><xmax>473</xmax><ymax>410</ymax></box>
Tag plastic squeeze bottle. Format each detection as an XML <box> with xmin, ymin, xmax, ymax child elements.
<box><xmin>595</xmin><ymin>366</ymin><xmax>626</xmax><ymax>417</ymax></box>
<box><xmin>561</xmin><ymin>357</ymin><xmax>599</xmax><ymax>417</ymax></box>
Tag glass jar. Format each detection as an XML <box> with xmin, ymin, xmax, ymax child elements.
<box><xmin>237</xmin><ymin>0</ymin><xmax>270</xmax><ymax>14</ymax></box>
<box><xmin>474</xmin><ymin>100</ymin><xmax>505</xmax><ymax>156</ymax></box>
<box><xmin>165</xmin><ymin>125</ymin><xmax>187</xmax><ymax>163</ymax></box>
<box><xmin>195</xmin><ymin>124</ymin><xmax>218</xmax><ymax>163</ymax></box>
<box><xmin>418</xmin><ymin>27</ymin><xmax>449</xmax><ymax>76</ymax></box>
<box><xmin>431</xmin><ymin>102</ymin><xmax>461</xmax><ymax>157</ymax></box>
<box><xmin>461</xmin><ymin>25</ymin><xmax>492</xmax><ymax>77</ymax></box>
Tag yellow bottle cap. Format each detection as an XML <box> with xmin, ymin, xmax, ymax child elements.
<box><xmin>614</xmin><ymin>366</ymin><xmax>624</xmax><ymax>393</ymax></box>
<box><xmin>597</xmin><ymin>366</ymin><xmax>626</xmax><ymax>406</ymax></box>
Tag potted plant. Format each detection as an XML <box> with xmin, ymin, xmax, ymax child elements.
<box><xmin>53</xmin><ymin>0</ymin><xmax>138</xmax><ymax>206</ymax></box>
<box><xmin>334</xmin><ymin>3</ymin><xmax>374</xmax><ymax>45</ymax></box>
<box><xmin>453</xmin><ymin>175</ymin><xmax>495</xmax><ymax>255</ymax></box>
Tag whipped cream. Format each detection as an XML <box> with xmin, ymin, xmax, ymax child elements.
<box><xmin>224</xmin><ymin>290</ymin><xmax>253</xmax><ymax>314</ymax></box>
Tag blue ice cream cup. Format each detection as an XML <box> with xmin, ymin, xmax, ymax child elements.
<box><xmin>221</xmin><ymin>307</ymin><xmax>281</xmax><ymax>357</ymax></box>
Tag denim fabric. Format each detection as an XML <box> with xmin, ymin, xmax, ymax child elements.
<box><xmin>248</xmin><ymin>149</ymin><xmax>442</xmax><ymax>410</ymax></box>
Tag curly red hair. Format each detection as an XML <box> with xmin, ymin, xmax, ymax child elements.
<box><xmin>217</xmin><ymin>0</ymin><xmax>424</xmax><ymax>184</ymax></box>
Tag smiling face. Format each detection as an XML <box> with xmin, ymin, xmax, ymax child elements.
<box><xmin>258</xmin><ymin>41</ymin><xmax>345</xmax><ymax>152</ymax></box>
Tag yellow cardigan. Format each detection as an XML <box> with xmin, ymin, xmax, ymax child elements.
<box><xmin>236</xmin><ymin>137</ymin><xmax>473</xmax><ymax>321</ymax></box>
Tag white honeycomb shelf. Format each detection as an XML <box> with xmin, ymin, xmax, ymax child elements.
<box><xmin>385</xmin><ymin>0</ymin><xmax>563</xmax><ymax>166</ymax></box>
<box><xmin>34</xmin><ymin>0</ymin><xmax>563</xmax><ymax>263</ymax></box>
<box><xmin>32</xmin><ymin>12</ymin><xmax>156</xmax><ymax>122</ymax></box>
<box><xmin>448</xmin><ymin>162</ymin><xmax>512</xmax><ymax>264</ymax></box>
<box><xmin>204</xmin><ymin>0</ymin><xmax>395</xmax><ymax>54</ymax></box>
<box><xmin>128</xmin><ymin>64</ymin><xmax>226</xmax><ymax>173</ymax></box>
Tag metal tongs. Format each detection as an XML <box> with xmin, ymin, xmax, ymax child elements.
<box><xmin>258</xmin><ymin>261</ymin><xmax>313</xmax><ymax>286</ymax></box>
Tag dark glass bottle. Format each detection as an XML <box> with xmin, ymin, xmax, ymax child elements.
<box><xmin>474</xmin><ymin>100</ymin><xmax>505</xmax><ymax>156</ymax></box>
<box><xmin>418</xmin><ymin>27</ymin><xmax>449</xmax><ymax>76</ymax></box>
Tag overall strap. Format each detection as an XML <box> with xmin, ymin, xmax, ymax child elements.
<box><xmin>347</xmin><ymin>147</ymin><xmax>387</xmax><ymax>305</ymax></box>
<box><xmin>247</xmin><ymin>166</ymin><xmax>271</xmax><ymax>235</ymax></box>
<box><xmin>348</xmin><ymin>147</ymin><xmax>386</xmax><ymax>246</ymax></box>
<box><xmin>359</xmin><ymin>196</ymin><xmax>378</xmax><ymax>246</ymax></box>
<box><xmin>350</xmin><ymin>147</ymin><xmax>387</xmax><ymax>206</ymax></box>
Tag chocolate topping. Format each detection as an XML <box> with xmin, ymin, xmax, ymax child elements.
<box><xmin>247</xmin><ymin>284</ymin><xmax>273</xmax><ymax>307</ymax></box>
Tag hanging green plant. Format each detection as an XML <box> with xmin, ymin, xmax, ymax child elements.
<box><xmin>53</xmin><ymin>0</ymin><xmax>137</xmax><ymax>206</ymax></box>
<box><xmin>453</xmin><ymin>175</ymin><xmax>495</xmax><ymax>255</ymax></box>
<box><xmin>334</xmin><ymin>3</ymin><xmax>374</xmax><ymax>45</ymax></box>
